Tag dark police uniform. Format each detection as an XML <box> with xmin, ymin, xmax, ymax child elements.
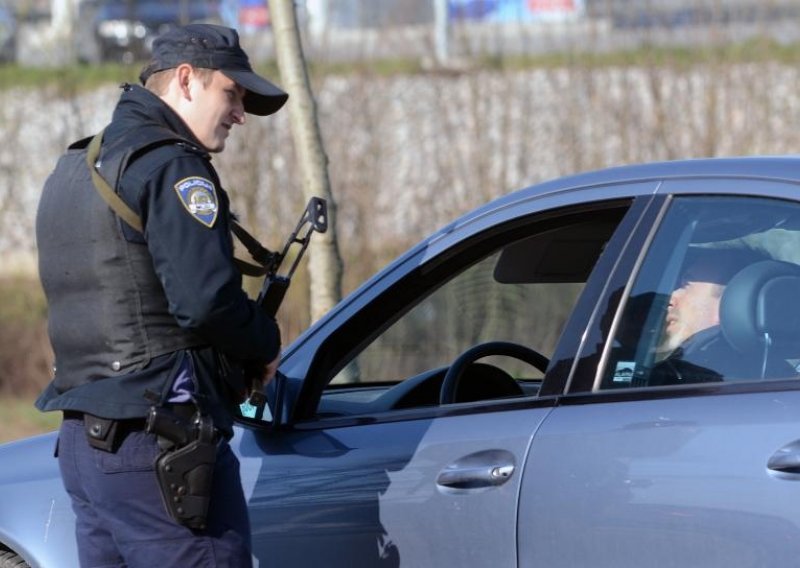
<box><xmin>35</xmin><ymin>83</ymin><xmax>279</xmax><ymax>567</ymax></box>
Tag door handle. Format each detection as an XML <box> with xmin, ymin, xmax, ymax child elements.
<box><xmin>437</xmin><ymin>464</ymin><xmax>515</xmax><ymax>489</ymax></box>
<box><xmin>437</xmin><ymin>449</ymin><xmax>516</xmax><ymax>490</ymax></box>
<box><xmin>768</xmin><ymin>440</ymin><xmax>800</xmax><ymax>476</ymax></box>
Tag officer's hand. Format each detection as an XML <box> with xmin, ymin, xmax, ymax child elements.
<box><xmin>264</xmin><ymin>354</ymin><xmax>280</xmax><ymax>384</ymax></box>
<box><xmin>242</xmin><ymin>355</ymin><xmax>281</xmax><ymax>403</ymax></box>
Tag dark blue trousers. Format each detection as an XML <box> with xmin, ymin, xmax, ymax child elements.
<box><xmin>58</xmin><ymin>416</ymin><xmax>252</xmax><ymax>568</ymax></box>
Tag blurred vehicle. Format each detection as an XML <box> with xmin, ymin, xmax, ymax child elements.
<box><xmin>4</xmin><ymin>156</ymin><xmax>800</xmax><ymax>566</ymax></box>
<box><xmin>583</xmin><ymin>0</ymin><xmax>800</xmax><ymax>30</ymax></box>
<box><xmin>76</xmin><ymin>0</ymin><xmax>222</xmax><ymax>64</ymax></box>
<box><xmin>448</xmin><ymin>0</ymin><xmax>585</xmax><ymax>22</ymax></box>
<box><xmin>237</xmin><ymin>0</ymin><xmax>269</xmax><ymax>31</ymax></box>
<box><xmin>0</xmin><ymin>4</ymin><xmax>15</xmax><ymax>63</ymax></box>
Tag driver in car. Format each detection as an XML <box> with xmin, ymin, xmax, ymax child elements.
<box><xmin>650</xmin><ymin>248</ymin><xmax>780</xmax><ymax>385</ymax></box>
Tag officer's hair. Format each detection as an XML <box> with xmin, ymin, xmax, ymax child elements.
<box><xmin>144</xmin><ymin>67</ymin><xmax>215</xmax><ymax>96</ymax></box>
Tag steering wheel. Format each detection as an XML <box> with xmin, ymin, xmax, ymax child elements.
<box><xmin>439</xmin><ymin>341</ymin><xmax>550</xmax><ymax>404</ymax></box>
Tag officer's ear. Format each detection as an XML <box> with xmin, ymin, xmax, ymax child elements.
<box><xmin>175</xmin><ymin>64</ymin><xmax>195</xmax><ymax>101</ymax></box>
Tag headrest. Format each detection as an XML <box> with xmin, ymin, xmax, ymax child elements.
<box><xmin>720</xmin><ymin>260</ymin><xmax>800</xmax><ymax>356</ymax></box>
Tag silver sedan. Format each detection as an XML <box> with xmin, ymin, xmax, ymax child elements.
<box><xmin>3</xmin><ymin>156</ymin><xmax>800</xmax><ymax>567</ymax></box>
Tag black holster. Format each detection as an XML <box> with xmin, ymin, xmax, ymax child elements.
<box><xmin>146</xmin><ymin>406</ymin><xmax>219</xmax><ymax>531</ymax></box>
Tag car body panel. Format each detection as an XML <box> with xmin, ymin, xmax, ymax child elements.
<box><xmin>0</xmin><ymin>434</ymin><xmax>77</xmax><ymax>568</ymax></box>
<box><xmin>519</xmin><ymin>389</ymin><xmax>800</xmax><ymax>568</ymax></box>
<box><xmin>234</xmin><ymin>402</ymin><xmax>555</xmax><ymax>566</ymax></box>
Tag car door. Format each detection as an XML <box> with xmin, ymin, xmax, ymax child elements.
<box><xmin>519</xmin><ymin>183</ymin><xmax>800</xmax><ymax>567</ymax></box>
<box><xmin>233</xmin><ymin>185</ymin><xmax>658</xmax><ymax>567</ymax></box>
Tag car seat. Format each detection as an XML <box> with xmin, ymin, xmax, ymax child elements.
<box><xmin>720</xmin><ymin>259</ymin><xmax>800</xmax><ymax>379</ymax></box>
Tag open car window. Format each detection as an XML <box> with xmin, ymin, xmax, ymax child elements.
<box><xmin>331</xmin><ymin>253</ymin><xmax>583</xmax><ymax>385</ymax></box>
<box><xmin>601</xmin><ymin>195</ymin><xmax>800</xmax><ymax>390</ymax></box>
<box><xmin>313</xmin><ymin>205</ymin><xmax>630</xmax><ymax>418</ymax></box>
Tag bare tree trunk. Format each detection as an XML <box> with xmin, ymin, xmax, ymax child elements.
<box><xmin>270</xmin><ymin>0</ymin><xmax>343</xmax><ymax>322</ymax></box>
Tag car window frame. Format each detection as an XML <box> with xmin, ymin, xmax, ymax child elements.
<box><xmin>287</xmin><ymin>197</ymin><xmax>653</xmax><ymax>425</ymax></box>
<box><xmin>540</xmin><ymin>192</ymin><xmax>666</xmax><ymax>396</ymax></box>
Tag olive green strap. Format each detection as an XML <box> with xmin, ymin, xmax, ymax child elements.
<box><xmin>86</xmin><ymin>130</ymin><xmax>270</xmax><ymax>276</ymax></box>
<box><xmin>86</xmin><ymin>129</ymin><xmax>144</xmax><ymax>233</ymax></box>
<box><xmin>229</xmin><ymin>221</ymin><xmax>278</xmax><ymax>276</ymax></box>
<box><xmin>233</xmin><ymin>255</ymin><xmax>269</xmax><ymax>277</ymax></box>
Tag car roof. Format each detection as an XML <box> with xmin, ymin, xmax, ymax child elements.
<box><xmin>460</xmin><ymin>155</ymin><xmax>800</xmax><ymax>228</ymax></box>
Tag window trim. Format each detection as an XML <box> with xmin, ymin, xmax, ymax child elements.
<box><xmin>552</xmin><ymin>193</ymin><xmax>668</xmax><ymax>395</ymax></box>
<box><xmin>559</xmin><ymin>377</ymin><xmax>800</xmax><ymax>407</ymax></box>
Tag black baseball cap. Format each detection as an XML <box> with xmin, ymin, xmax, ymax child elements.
<box><xmin>139</xmin><ymin>24</ymin><xmax>288</xmax><ymax>116</ymax></box>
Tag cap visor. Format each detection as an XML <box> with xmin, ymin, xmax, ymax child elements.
<box><xmin>223</xmin><ymin>69</ymin><xmax>288</xmax><ymax>116</ymax></box>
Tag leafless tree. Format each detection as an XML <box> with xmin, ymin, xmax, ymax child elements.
<box><xmin>271</xmin><ymin>0</ymin><xmax>344</xmax><ymax>323</ymax></box>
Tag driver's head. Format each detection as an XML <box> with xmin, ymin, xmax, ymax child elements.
<box><xmin>664</xmin><ymin>248</ymin><xmax>756</xmax><ymax>351</ymax></box>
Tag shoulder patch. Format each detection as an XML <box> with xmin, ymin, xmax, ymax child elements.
<box><xmin>174</xmin><ymin>176</ymin><xmax>218</xmax><ymax>227</ymax></box>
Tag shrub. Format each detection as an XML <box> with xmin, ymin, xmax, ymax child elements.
<box><xmin>0</xmin><ymin>276</ymin><xmax>52</xmax><ymax>397</ymax></box>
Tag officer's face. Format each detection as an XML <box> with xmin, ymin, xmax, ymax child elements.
<box><xmin>183</xmin><ymin>70</ymin><xmax>246</xmax><ymax>152</ymax></box>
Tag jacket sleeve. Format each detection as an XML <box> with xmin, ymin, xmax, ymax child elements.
<box><xmin>127</xmin><ymin>152</ymin><xmax>280</xmax><ymax>363</ymax></box>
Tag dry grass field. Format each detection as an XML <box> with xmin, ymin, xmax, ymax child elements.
<box><xmin>0</xmin><ymin>397</ymin><xmax>60</xmax><ymax>444</ymax></box>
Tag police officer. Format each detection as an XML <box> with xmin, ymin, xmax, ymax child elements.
<box><xmin>35</xmin><ymin>24</ymin><xmax>286</xmax><ymax>567</ymax></box>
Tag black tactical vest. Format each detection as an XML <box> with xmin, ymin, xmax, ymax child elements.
<box><xmin>36</xmin><ymin>130</ymin><xmax>207</xmax><ymax>392</ymax></box>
